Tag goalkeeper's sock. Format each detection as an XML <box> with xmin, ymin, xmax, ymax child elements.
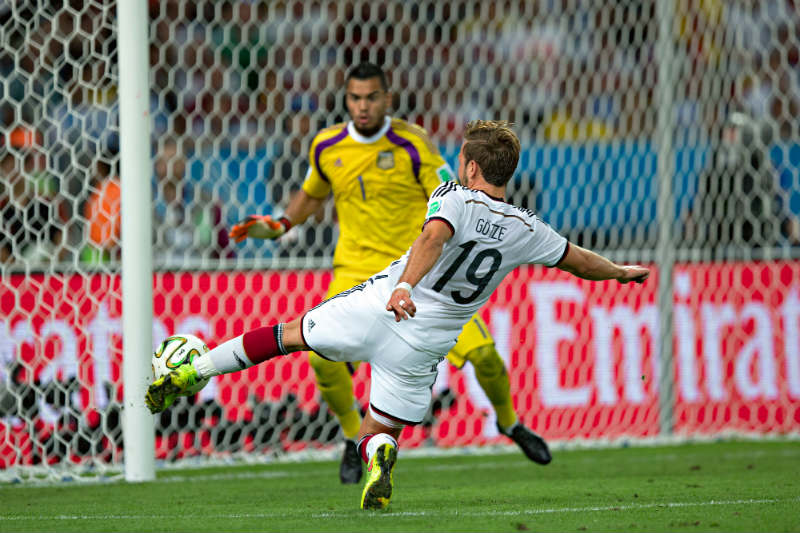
<box><xmin>193</xmin><ymin>325</ymin><xmax>288</xmax><ymax>378</ymax></box>
<box><xmin>493</xmin><ymin>404</ymin><xmax>518</xmax><ymax>432</ymax></box>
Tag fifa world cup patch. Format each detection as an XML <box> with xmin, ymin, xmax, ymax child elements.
<box><xmin>376</xmin><ymin>151</ymin><xmax>395</xmax><ymax>169</ymax></box>
<box><xmin>427</xmin><ymin>200</ymin><xmax>442</xmax><ymax>216</ymax></box>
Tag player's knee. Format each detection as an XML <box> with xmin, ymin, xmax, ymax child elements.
<box><xmin>466</xmin><ymin>345</ymin><xmax>506</xmax><ymax>379</ymax></box>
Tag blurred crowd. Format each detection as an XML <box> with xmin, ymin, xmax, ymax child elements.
<box><xmin>1</xmin><ymin>0</ymin><xmax>800</xmax><ymax>271</ymax></box>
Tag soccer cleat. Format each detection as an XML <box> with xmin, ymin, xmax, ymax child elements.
<box><xmin>360</xmin><ymin>443</ymin><xmax>397</xmax><ymax>510</ymax></box>
<box><xmin>145</xmin><ymin>364</ymin><xmax>200</xmax><ymax>414</ymax></box>
<box><xmin>498</xmin><ymin>422</ymin><xmax>552</xmax><ymax>465</ymax></box>
<box><xmin>340</xmin><ymin>440</ymin><xmax>363</xmax><ymax>484</ymax></box>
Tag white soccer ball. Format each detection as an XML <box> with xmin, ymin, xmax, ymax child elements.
<box><xmin>151</xmin><ymin>334</ymin><xmax>210</xmax><ymax>395</ymax></box>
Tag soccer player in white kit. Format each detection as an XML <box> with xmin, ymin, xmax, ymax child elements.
<box><xmin>146</xmin><ymin>120</ymin><xmax>650</xmax><ymax>510</ymax></box>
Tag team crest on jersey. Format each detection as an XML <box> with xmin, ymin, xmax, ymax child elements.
<box><xmin>376</xmin><ymin>151</ymin><xmax>394</xmax><ymax>170</ymax></box>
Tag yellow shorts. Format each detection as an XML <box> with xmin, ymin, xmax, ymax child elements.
<box><xmin>324</xmin><ymin>270</ymin><xmax>376</xmax><ymax>299</ymax></box>
<box><xmin>324</xmin><ymin>270</ymin><xmax>495</xmax><ymax>370</ymax></box>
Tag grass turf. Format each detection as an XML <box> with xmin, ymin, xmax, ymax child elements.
<box><xmin>0</xmin><ymin>440</ymin><xmax>798</xmax><ymax>532</ymax></box>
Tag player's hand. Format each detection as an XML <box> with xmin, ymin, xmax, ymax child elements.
<box><xmin>618</xmin><ymin>265</ymin><xmax>650</xmax><ymax>284</ymax></box>
<box><xmin>229</xmin><ymin>215</ymin><xmax>287</xmax><ymax>242</ymax></box>
<box><xmin>386</xmin><ymin>288</ymin><xmax>416</xmax><ymax>322</ymax></box>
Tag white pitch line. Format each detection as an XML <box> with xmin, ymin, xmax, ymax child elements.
<box><xmin>3</xmin><ymin>446</ymin><xmax>798</xmax><ymax>489</ymax></box>
<box><xmin>0</xmin><ymin>497</ymin><xmax>797</xmax><ymax>522</ymax></box>
<box><xmin>310</xmin><ymin>497</ymin><xmax>800</xmax><ymax>519</ymax></box>
<box><xmin>158</xmin><ymin>470</ymin><xmax>291</xmax><ymax>483</ymax></box>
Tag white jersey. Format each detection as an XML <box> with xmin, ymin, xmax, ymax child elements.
<box><xmin>373</xmin><ymin>181</ymin><xmax>569</xmax><ymax>352</ymax></box>
<box><xmin>301</xmin><ymin>181</ymin><xmax>568</xmax><ymax>422</ymax></box>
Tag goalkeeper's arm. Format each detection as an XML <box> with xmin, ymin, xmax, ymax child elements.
<box><xmin>229</xmin><ymin>190</ymin><xmax>325</xmax><ymax>242</ymax></box>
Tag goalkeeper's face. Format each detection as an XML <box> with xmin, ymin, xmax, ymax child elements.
<box><xmin>346</xmin><ymin>77</ymin><xmax>391</xmax><ymax>136</ymax></box>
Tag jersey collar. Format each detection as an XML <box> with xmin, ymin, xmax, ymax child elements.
<box><xmin>347</xmin><ymin>116</ymin><xmax>391</xmax><ymax>144</ymax></box>
<box><xmin>477</xmin><ymin>189</ymin><xmax>507</xmax><ymax>203</ymax></box>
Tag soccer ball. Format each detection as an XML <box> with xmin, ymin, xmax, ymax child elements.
<box><xmin>151</xmin><ymin>334</ymin><xmax>210</xmax><ymax>395</ymax></box>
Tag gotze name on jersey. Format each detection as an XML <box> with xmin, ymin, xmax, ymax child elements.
<box><xmin>391</xmin><ymin>182</ymin><xmax>569</xmax><ymax>323</ymax></box>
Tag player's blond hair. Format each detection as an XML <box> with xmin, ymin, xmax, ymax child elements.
<box><xmin>463</xmin><ymin>120</ymin><xmax>520</xmax><ymax>186</ymax></box>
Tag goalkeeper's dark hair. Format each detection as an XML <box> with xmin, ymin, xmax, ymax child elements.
<box><xmin>346</xmin><ymin>62</ymin><xmax>388</xmax><ymax>92</ymax></box>
<box><xmin>463</xmin><ymin>120</ymin><xmax>521</xmax><ymax>186</ymax></box>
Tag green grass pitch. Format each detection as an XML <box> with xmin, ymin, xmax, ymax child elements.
<box><xmin>1</xmin><ymin>440</ymin><xmax>798</xmax><ymax>532</ymax></box>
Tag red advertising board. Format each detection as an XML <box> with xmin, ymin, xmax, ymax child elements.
<box><xmin>2</xmin><ymin>262</ymin><xmax>799</xmax><ymax>465</ymax></box>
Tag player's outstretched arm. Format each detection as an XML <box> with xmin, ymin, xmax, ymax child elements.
<box><xmin>229</xmin><ymin>190</ymin><xmax>325</xmax><ymax>242</ymax></box>
<box><xmin>556</xmin><ymin>243</ymin><xmax>649</xmax><ymax>284</ymax></box>
<box><xmin>386</xmin><ymin>220</ymin><xmax>453</xmax><ymax>321</ymax></box>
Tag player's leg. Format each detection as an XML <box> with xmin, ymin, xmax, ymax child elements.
<box><xmin>356</xmin><ymin>408</ymin><xmax>402</xmax><ymax>510</ymax></box>
<box><xmin>359</xmin><ymin>333</ymin><xmax>439</xmax><ymax>510</ymax></box>
<box><xmin>145</xmin><ymin>319</ymin><xmax>307</xmax><ymax>413</ymax></box>
<box><xmin>295</xmin><ymin>291</ymin><xmax>413</xmax><ymax>509</ymax></box>
<box><xmin>308</xmin><ymin>271</ymin><xmax>367</xmax><ymax>483</ymax></box>
<box><xmin>147</xmin><ymin>279</ymin><xmax>381</xmax><ymax>415</ymax></box>
<box><xmin>451</xmin><ymin>315</ymin><xmax>552</xmax><ymax>465</ymax></box>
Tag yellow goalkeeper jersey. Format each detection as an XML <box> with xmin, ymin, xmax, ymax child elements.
<box><xmin>302</xmin><ymin>116</ymin><xmax>455</xmax><ymax>278</ymax></box>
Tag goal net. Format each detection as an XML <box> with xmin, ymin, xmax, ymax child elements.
<box><xmin>2</xmin><ymin>0</ymin><xmax>799</xmax><ymax>482</ymax></box>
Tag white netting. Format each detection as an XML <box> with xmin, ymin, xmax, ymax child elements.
<box><xmin>2</xmin><ymin>0</ymin><xmax>799</xmax><ymax>482</ymax></box>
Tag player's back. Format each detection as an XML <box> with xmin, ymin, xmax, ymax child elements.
<box><xmin>376</xmin><ymin>182</ymin><xmax>568</xmax><ymax>352</ymax></box>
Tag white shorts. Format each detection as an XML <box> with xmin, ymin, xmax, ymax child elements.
<box><xmin>301</xmin><ymin>278</ymin><xmax>446</xmax><ymax>425</ymax></box>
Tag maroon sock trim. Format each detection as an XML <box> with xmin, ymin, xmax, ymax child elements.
<box><xmin>356</xmin><ymin>434</ymin><xmax>374</xmax><ymax>463</ymax></box>
<box><xmin>242</xmin><ymin>325</ymin><xmax>284</xmax><ymax>364</ymax></box>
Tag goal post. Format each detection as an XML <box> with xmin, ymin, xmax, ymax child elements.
<box><xmin>654</xmin><ymin>0</ymin><xmax>676</xmax><ymax>437</ymax></box>
<box><xmin>117</xmin><ymin>0</ymin><xmax>154</xmax><ymax>483</ymax></box>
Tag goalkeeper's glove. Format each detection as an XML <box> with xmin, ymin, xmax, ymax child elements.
<box><xmin>229</xmin><ymin>215</ymin><xmax>292</xmax><ymax>242</ymax></box>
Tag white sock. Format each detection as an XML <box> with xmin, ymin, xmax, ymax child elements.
<box><xmin>193</xmin><ymin>334</ymin><xmax>254</xmax><ymax>378</ymax></box>
<box><xmin>366</xmin><ymin>433</ymin><xmax>398</xmax><ymax>462</ymax></box>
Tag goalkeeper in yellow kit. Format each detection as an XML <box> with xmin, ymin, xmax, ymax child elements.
<box><xmin>230</xmin><ymin>62</ymin><xmax>551</xmax><ymax>483</ymax></box>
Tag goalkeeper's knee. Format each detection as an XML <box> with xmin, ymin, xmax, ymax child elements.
<box><xmin>308</xmin><ymin>352</ymin><xmax>356</xmax><ymax>413</ymax></box>
<box><xmin>308</xmin><ymin>351</ymin><xmax>355</xmax><ymax>389</ymax></box>
<box><xmin>467</xmin><ymin>345</ymin><xmax>507</xmax><ymax>381</ymax></box>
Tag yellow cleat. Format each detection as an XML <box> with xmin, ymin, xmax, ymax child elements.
<box><xmin>360</xmin><ymin>443</ymin><xmax>397</xmax><ymax>510</ymax></box>
<box><xmin>145</xmin><ymin>364</ymin><xmax>199</xmax><ymax>414</ymax></box>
